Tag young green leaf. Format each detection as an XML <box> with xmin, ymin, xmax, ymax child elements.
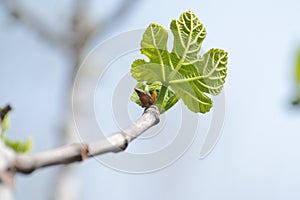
<box><xmin>170</xmin><ymin>10</ymin><xmax>206</xmax><ymax>66</ymax></box>
<box><xmin>131</xmin><ymin>10</ymin><xmax>228</xmax><ymax>113</ymax></box>
<box><xmin>1</xmin><ymin>112</ymin><xmax>9</xmax><ymax>135</ymax></box>
<box><xmin>0</xmin><ymin>105</ymin><xmax>32</xmax><ymax>153</ymax></box>
<box><xmin>1</xmin><ymin>105</ymin><xmax>12</xmax><ymax>135</ymax></box>
<box><xmin>4</xmin><ymin>138</ymin><xmax>32</xmax><ymax>153</ymax></box>
<box><xmin>296</xmin><ymin>49</ymin><xmax>300</xmax><ymax>85</ymax></box>
<box><xmin>131</xmin><ymin>82</ymin><xmax>179</xmax><ymax>112</ymax></box>
<box><xmin>292</xmin><ymin>50</ymin><xmax>300</xmax><ymax>106</ymax></box>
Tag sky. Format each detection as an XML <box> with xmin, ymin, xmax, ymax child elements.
<box><xmin>1</xmin><ymin>0</ymin><xmax>300</xmax><ymax>199</ymax></box>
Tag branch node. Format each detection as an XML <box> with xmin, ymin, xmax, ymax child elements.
<box><xmin>80</xmin><ymin>144</ymin><xmax>89</xmax><ymax>160</ymax></box>
<box><xmin>119</xmin><ymin>132</ymin><xmax>130</xmax><ymax>150</ymax></box>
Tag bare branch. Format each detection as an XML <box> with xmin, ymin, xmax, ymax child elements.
<box><xmin>15</xmin><ymin>106</ymin><xmax>160</xmax><ymax>174</ymax></box>
<box><xmin>89</xmin><ymin>0</ymin><xmax>139</xmax><ymax>38</ymax></box>
<box><xmin>69</xmin><ymin>0</ymin><xmax>92</xmax><ymax>55</ymax></box>
<box><xmin>0</xmin><ymin>0</ymin><xmax>65</xmax><ymax>47</ymax></box>
<box><xmin>105</xmin><ymin>0</ymin><xmax>139</xmax><ymax>25</ymax></box>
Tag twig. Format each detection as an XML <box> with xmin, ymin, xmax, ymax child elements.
<box><xmin>15</xmin><ymin>106</ymin><xmax>160</xmax><ymax>174</ymax></box>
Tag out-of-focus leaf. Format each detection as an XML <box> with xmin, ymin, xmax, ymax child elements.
<box><xmin>4</xmin><ymin>138</ymin><xmax>32</xmax><ymax>153</ymax></box>
<box><xmin>296</xmin><ymin>50</ymin><xmax>300</xmax><ymax>85</ymax></box>
<box><xmin>0</xmin><ymin>105</ymin><xmax>11</xmax><ymax>134</ymax></box>
<box><xmin>0</xmin><ymin>104</ymin><xmax>32</xmax><ymax>153</ymax></box>
<box><xmin>1</xmin><ymin>113</ymin><xmax>9</xmax><ymax>134</ymax></box>
<box><xmin>292</xmin><ymin>50</ymin><xmax>300</xmax><ymax>106</ymax></box>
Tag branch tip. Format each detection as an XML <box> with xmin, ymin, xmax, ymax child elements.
<box><xmin>0</xmin><ymin>104</ymin><xmax>12</xmax><ymax>121</ymax></box>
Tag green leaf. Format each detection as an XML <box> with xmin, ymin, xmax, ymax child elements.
<box><xmin>4</xmin><ymin>138</ymin><xmax>32</xmax><ymax>153</ymax></box>
<box><xmin>292</xmin><ymin>50</ymin><xmax>300</xmax><ymax>106</ymax></box>
<box><xmin>131</xmin><ymin>10</ymin><xmax>228</xmax><ymax>113</ymax></box>
<box><xmin>131</xmin><ymin>82</ymin><xmax>178</xmax><ymax>113</ymax></box>
<box><xmin>170</xmin><ymin>81</ymin><xmax>212</xmax><ymax>113</ymax></box>
<box><xmin>1</xmin><ymin>113</ymin><xmax>9</xmax><ymax>135</ymax></box>
<box><xmin>0</xmin><ymin>105</ymin><xmax>11</xmax><ymax>135</ymax></box>
<box><xmin>0</xmin><ymin>105</ymin><xmax>32</xmax><ymax>153</ymax></box>
<box><xmin>141</xmin><ymin>24</ymin><xmax>169</xmax><ymax>60</ymax></box>
<box><xmin>172</xmin><ymin>48</ymin><xmax>228</xmax><ymax>95</ymax></box>
<box><xmin>296</xmin><ymin>50</ymin><xmax>300</xmax><ymax>85</ymax></box>
<box><xmin>131</xmin><ymin>60</ymin><xmax>167</xmax><ymax>83</ymax></box>
<box><xmin>171</xmin><ymin>10</ymin><xmax>206</xmax><ymax>65</ymax></box>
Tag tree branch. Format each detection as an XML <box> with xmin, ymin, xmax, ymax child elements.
<box><xmin>89</xmin><ymin>0</ymin><xmax>139</xmax><ymax>38</ymax></box>
<box><xmin>0</xmin><ymin>0</ymin><xmax>65</xmax><ymax>48</ymax></box>
<box><xmin>15</xmin><ymin>106</ymin><xmax>160</xmax><ymax>174</ymax></box>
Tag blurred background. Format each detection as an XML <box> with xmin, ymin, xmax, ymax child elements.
<box><xmin>1</xmin><ymin>0</ymin><xmax>300</xmax><ymax>199</ymax></box>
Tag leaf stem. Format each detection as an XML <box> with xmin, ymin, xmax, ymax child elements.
<box><xmin>155</xmin><ymin>85</ymin><xmax>168</xmax><ymax>112</ymax></box>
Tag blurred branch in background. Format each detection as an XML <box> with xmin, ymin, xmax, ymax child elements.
<box><xmin>292</xmin><ymin>49</ymin><xmax>300</xmax><ymax>106</ymax></box>
<box><xmin>0</xmin><ymin>0</ymin><xmax>139</xmax><ymax>199</ymax></box>
<box><xmin>0</xmin><ymin>0</ymin><xmax>68</xmax><ymax>48</ymax></box>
